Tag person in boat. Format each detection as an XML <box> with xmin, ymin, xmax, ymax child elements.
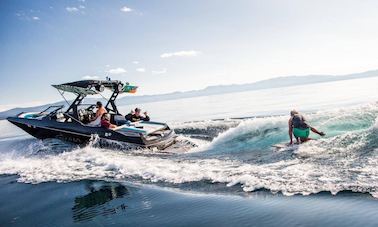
<box><xmin>125</xmin><ymin>108</ymin><xmax>150</xmax><ymax>122</ymax></box>
<box><xmin>90</xmin><ymin>101</ymin><xmax>107</xmax><ymax>123</ymax></box>
<box><xmin>125</xmin><ymin>109</ymin><xmax>135</xmax><ymax>122</ymax></box>
<box><xmin>288</xmin><ymin>110</ymin><xmax>325</xmax><ymax>144</ymax></box>
<box><xmin>101</xmin><ymin>113</ymin><xmax>117</xmax><ymax>129</ymax></box>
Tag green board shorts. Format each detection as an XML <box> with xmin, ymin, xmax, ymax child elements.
<box><xmin>293</xmin><ymin>127</ymin><xmax>310</xmax><ymax>138</ymax></box>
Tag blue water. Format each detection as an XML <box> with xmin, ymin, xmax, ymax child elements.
<box><xmin>1</xmin><ymin>77</ymin><xmax>378</xmax><ymax>226</ymax></box>
<box><xmin>1</xmin><ymin>175</ymin><xmax>378</xmax><ymax>227</ymax></box>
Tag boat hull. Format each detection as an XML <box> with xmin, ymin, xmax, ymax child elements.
<box><xmin>7</xmin><ymin>117</ymin><xmax>176</xmax><ymax>149</ymax></box>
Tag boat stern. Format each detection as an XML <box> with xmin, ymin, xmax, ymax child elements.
<box><xmin>142</xmin><ymin>126</ymin><xmax>177</xmax><ymax>149</ymax></box>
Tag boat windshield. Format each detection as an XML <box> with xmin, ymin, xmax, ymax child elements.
<box><xmin>40</xmin><ymin>105</ymin><xmax>65</xmax><ymax>115</ymax></box>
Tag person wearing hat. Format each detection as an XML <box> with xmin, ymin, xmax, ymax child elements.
<box><xmin>288</xmin><ymin>110</ymin><xmax>325</xmax><ymax>145</ymax></box>
<box><xmin>125</xmin><ymin>108</ymin><xmax>150</xmax><ymax>122</ymax></box>
<box><xmin>100</xmin><ymin>113</ymin><xmax>117</xmax><ymax>129</ymax></box>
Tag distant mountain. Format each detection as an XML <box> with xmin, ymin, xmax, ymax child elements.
<box><xmin>1</xmin><ymin>69</ymin><xmax>377</xmax><ymax>120</ymax></box>
<box><xmin>115</xmin><ymin>69</ymin><xmax>378</xmax><ymax>105</ymax></box>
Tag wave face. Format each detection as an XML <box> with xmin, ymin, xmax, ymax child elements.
<box><xmin>1</xmin><ymin>103</ymin><xmax>378</xmax><ymax>197</ymax></box>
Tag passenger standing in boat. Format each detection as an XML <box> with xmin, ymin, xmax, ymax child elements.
<box><xmin>125</xmin><ymin>109</ymin><xmax>134</xmax><ymax>122</ymax></box>
<box><xmin>125</xmin><ymin>108</ymin><xmax>150</xmax><ymax>122</ymax></box>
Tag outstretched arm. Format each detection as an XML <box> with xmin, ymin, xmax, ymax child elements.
<box><xmin>143</xmin><ymin>115</ymin><xmax>150</xmax><ymax>121</ymax></box>
<box><xmin>142</xmin><ymin>112</ymin><xmax>150</xmax><ymax>121</ymax></box>
<box><xmin>310</xmin><ymin>126</ymin><xmax>325</xmax><ymax>136</ymax></box>
<box><xmin>304</xmin><ymin>116</ymin><xmax>325</xmax><ymax>136</ymax></box>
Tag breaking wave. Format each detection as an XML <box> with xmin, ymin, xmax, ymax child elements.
<box><xmin>0</xmin><ymin>103</ymin><xmax>378</xmax><ymax>197</ymax></box>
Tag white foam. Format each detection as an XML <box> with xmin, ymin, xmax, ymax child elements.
<box><xmin>374</xmin><ymin>116</ymin><xmax>378</xmax><ymax>129</ymax></box>
<box><xmin>211</xmin><ymin>116</ymin><xmax>287</xmax><ymax>144</ymax></box>
<box><xmin>1</xmin><ymin>103</ymin><xmax>378</xmax><ymax>197</ymax></box>
<box><xmin>171</xmin><ymin>119</ymin><xmax>239</xmax><ymax>130</ymax></box>
<box><xmin>0</xmin><ymin>132</ymin><xmax>377</xmax><ymax>197</ymax></box>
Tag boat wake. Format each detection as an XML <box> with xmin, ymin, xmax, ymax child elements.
<box><xmin>0</xmin><ymin>103</ymin><xmax>378</xmax><ymax>197</ymax></box>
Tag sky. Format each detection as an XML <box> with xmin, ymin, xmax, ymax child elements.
<box><xmin>1</xmin><ymin>0</ymin><xmax>378</xmax><ymax>110</ymax></box>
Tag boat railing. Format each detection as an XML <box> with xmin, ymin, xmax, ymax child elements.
<box><xmin>62</xmin><ymin>113</ymin><xmax>86</xmax><ymax>125</ymax></box>
<box><xmin>40</xmin><ymin>105</ymin><xmax>65</xmax><ymax>115</ymax></box>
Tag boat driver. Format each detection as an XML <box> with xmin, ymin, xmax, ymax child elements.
<box><xmin>90</xmin><ymin>101</ymin><xmax>107</xmax><ymax>122</ymax></box>
<box><xmin>125</xmin><ymin>108</ymin><xmax>150</xmax><ymax>122</ymax></box>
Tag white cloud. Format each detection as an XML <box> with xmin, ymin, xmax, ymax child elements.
<box><xmin>15</xmin><ymin>11</ymin><xmax>40</xmax><ymax>21</ymax></box>
<box><xmin>120</xmin><ymin>6</ymin><xmax>133</xmax><ymax>12</ymax></box>
<box><xmin>136</xmin><ymin>68</ymin><xmax>146</xmax><ymax>72</ymax></box>
<box><xmin>108</xmin><ymin>67</ymin><xmax>127</xmax><ymax>74</ymax></box>
<box><xmin>152</xmin><ymin>68</ymin><xmax>167</xmax><ymax>75</ymax></box>
<box><xmin>66</xmin><ymin>7</ymin><xmax>79</xmax><ymax>12</ymax></box>
<box><xmin>78</xmin><ymin>0</ymin><xmax>85</xmax><ymax>2</ymax></box>
<box><xmin>79</xmin><ymin>5</ymin><xmax>85</xmax><ymax>9</ymax></box>
<box><xmin>82</xmin><ymin>75</ymin><xmax>99</xmax><ymax>80</ymax></box>
<box><xmin>132</xmin><ymin>61</ymin><xmax>139</xmax><ymax>64</ymax></box>
<box><xmin>160</xmin><ymin>50</ymin><xmax>201</xmax><ymax>58</ymax></box>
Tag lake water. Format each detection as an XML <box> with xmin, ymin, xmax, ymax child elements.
<box><xmin>1</xmin><ymin>77</ymin><xmax>378</xmax><ymax>226</ymax></box>
<box><xmin>119</xmin><ymin>77</ymin><xmax>378</xmax><ymax>122</ymax></box>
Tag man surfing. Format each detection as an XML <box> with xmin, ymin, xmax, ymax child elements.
<box><xmin>289</xmin><ymin>110</ymin><xmax>325</xmax><ymax>145</ymax></box>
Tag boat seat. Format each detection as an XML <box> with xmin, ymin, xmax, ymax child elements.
<box><xmin>56</xmin><ymin>113</ymin><xmax>65</xmax><ymax>122</ymax></box>
<box><xmin>113</xmin><ymin>115</ymin><xmax>128</xmax><ymax>126</ymax></box>
<box><xmin>86</xmin><ymin>117</ymin><xmax>101</xmax><ymax>127</ymax></box>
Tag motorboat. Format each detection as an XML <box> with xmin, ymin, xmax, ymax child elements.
<box><xmin>7</xmin><ymin>80</ymin><xmax>176</xmax><ymax>149</ymax></box>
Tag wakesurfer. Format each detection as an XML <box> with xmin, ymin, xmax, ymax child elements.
<box><xmin>289</xmin><ymin>110</ymin><xmax>325</xmax><ymax>144</ymax></box>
